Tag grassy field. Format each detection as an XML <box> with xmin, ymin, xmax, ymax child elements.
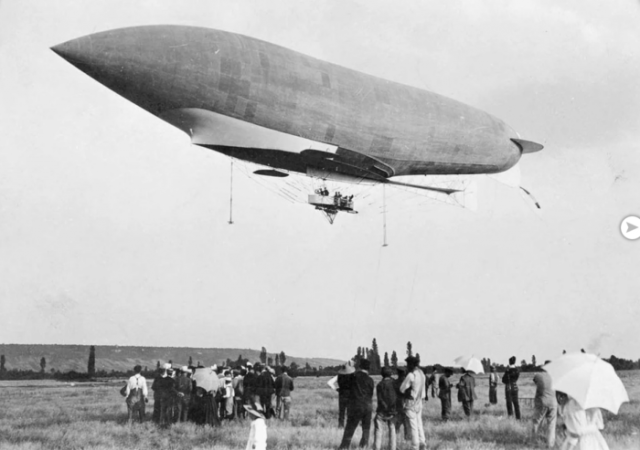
<box><xmin>1</xmin><ymin>371</ymin><xmax>638</xmax><ymax>450</ymax></box>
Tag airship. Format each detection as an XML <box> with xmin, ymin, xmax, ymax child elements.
<box><xmin>51</xmin><ymin>25</ymin><xmax>542</xmax><ymax>222</ymax></box>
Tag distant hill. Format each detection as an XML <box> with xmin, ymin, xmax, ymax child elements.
<box><xmin>0</xmin><ymin>344</ymin><xmax>345</xmax><ymax>373</ymax></box>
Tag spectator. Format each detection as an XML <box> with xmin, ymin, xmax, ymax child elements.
<box><xmin>399</xmin><ymin>356</ymin><xmax>426</xmax><ymax>450</ymax></box>
<box><xmin>531</xmin><ymin>361</ymin><xmax>558</xmax><ymax>448</ymax></box>
<box><xmin>275</xmin><ymin>367</ymin><xmax>295</xmax><ymax>420</ymax></box>
<box><xmin>339</xmin><ymin>359</ymin><xmax>374</xmax><ymax>449</ymax></box>
<box><xmin>124</xmin><ymin>364</ymin><xmax>148</xmax><ymax>425</ymax></box>
<box><xmin>503</xmin><ymin>356</ymin><xmax>521</xmax><ymax>420</ymax></box>
<box><xmin>373</xmin><ymin>367</ymin><xmax>397</xmax><ymax>450</ymax></box>
<box><xmin>438</xmin><ymin>368</ymin><xmax>453</xmax><ymax>421</ymax></box>
<box><xmin>457</xmin><ymin>369</ymin><xmax>477</xmax><ymax>417</ymax></box>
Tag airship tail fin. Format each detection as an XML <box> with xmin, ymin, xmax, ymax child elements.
<box><xmin>511</xmin><ymin>138</ymin><xmax>544</xmax><ymax>154</ymax></box>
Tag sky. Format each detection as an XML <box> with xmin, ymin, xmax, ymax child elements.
<box><xmin>1</xmin><ymin>0</ymin><xmax>639</xmax><ymax>366</ymax></box>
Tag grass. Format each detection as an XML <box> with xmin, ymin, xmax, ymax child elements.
<box><xmin>0</xmin><ymin>372</ymin><xmax>638</xmax><ymax>449</ymax></box>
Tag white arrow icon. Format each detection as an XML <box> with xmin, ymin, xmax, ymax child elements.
<box><xmin>621</xmin><ymin>216</ymin><xmax>640</xmax><ymax>240</ymax></box>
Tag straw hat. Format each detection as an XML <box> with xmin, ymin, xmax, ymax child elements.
<box><xmin>338</xmin><ymin>365</ymin><xmax>355</xmax><ymax>375</ymax></box>
<box><xmin>243</xmin><ymin>403</ymin><xmax>265</xmax><ymax>419</ymax></box>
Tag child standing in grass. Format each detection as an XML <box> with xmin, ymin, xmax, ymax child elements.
<box><xmin>245</xmin><ymin>404</ymin><xmax>267</xmax><ymax>450</ymax></box>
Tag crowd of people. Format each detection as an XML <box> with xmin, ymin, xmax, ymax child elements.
<box><xmin>122</xmin><ymin>361</ymin><xmax>294</xmax><ymax>429</ymax></box>
<box><xmin>122</xmin><ymin>355</ymin><xmax>611</xmax><ymax>450</ymax></box>
<box><xmin>332</xmin><ymin>355</ymin><xmax>610</xmax><ymax>450</ymax></box>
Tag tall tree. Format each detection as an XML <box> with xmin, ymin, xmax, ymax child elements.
<box><xmin>391</xmin><ymin>351</ymin><xmax>398</xmax><ymax>368</ymax></box>
<box><xmin>40</xmin><ymin>357</ymin><xmax>46</xmax><ymax>374</ymax></box>
<box><xmin>267</xmin><ymin>356</ymin><xmax>273</xmax><ymax>366</ymax></box>
<box><xmin>406</xmin><ymin>342</ymin><xmax>413</xmax><ymax>357</ymax></box>
<box><xmin>156</xmin><ymin>360</ymin><xmax>160</xmax><ymax>370</ymax></box>
<box><xmin>275</xmin><ymin>354</ymin><xmax>280</xmax><ymax>367</ymax></box>
<box><xmin>532</xmin><ymin>355</ymin><xmax>537</xmax><ymax>367</ymax></box>
<box><xmin>383</xmin><ymin>352</ymin><xmax>390</xmax><ymax>367</ymax></box>
<box><xmin>354</xmin><ymin>347</ymin><xmax>363</xmax><ymax>368</ymax></box>
<box><xmin>280</xmin><ymin>351</ymin><xmax>287</xmax><ymax>366</ymax></box>
<box><xmin>416</xmin><ymin>353</ymin><xmax>421</xmax><ymax>363</ymax></box>
<box><xmin>371</xmin><ymin>338</ymin><xmax>382</xmax><ymax>374</ymax></box>
<box><xmin>260</xmin><ymin>347</ymin><xmax>267</xmax><ymax>364</ymax></box>
<box><xmin>87</xmin><ymin>345</ymin><xmax>96</xmax><ymax>377</ymax></box>
<box><xmin>188</xmin><ymin>356</ymin><xmax>193</xmax><ymax>366</ymax></box>
<box><xmin>0</xmin><ymin>354</ymin><xmax>5</xmax><ymax>373</ymax></box>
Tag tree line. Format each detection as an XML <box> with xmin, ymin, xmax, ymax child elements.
<box><xmin>2</xmin><ymin>343</ymin><xmax>639</xmax><ymax>380</ymax></box>
<box><xmin>347</xmin><ymin>338</ymin><xmax>640</xmax><ymax>374</ymax></box>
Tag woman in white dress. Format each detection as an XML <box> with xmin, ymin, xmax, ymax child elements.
<box><xmin>558</xmin><ymin>393</ymin><xmax>609</xmax><ymax>450</ymax></box>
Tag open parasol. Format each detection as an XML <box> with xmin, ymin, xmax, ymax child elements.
<box><xmin>452</xmin><ymin>355</ymin><xmax>485</xmax><ymax>374</ymax></box>
<box><xmin>544</xmin><ymin>352</ymin><xmax>629</xmax><ymax>414</ymax></box>
<box><xmin>192</xmin><ymin>367</ymin><xmax>220</xmax><ymax>393</ymax></box>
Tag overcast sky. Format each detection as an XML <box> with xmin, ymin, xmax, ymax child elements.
<box><xmin>1</xmin><ymin>0</ymin><xmax>639</xmax><ymax>366</ymax></box>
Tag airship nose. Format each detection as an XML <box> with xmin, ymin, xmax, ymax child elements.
<box><xmin>51</xmin><ymin>26</ymin><xmax>198</xmax><ymax>114</ymax></box>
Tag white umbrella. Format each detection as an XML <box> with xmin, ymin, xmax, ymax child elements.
<box><xmin>192</xmin><ymin>367</ymin><xmax>220</xmax><ymax>393</ymax></box>
<box><xmin>544</xmin><ymin>352</ymin><xmax>629</xmax><ymax>414</ymax></box>
<box><xmin>452</xmin><ymin>355</ymin><xmax>485</xmax><ymax>374</ymax></box>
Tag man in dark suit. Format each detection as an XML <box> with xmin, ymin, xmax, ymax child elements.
<box><xmin>503</xmin><ymin>356</ymin><xmax>521</xmax><ymax>419</ymax></box>
<box><xmin>339</xmin><ymin>359</ymin><xmax>374</xmax><ymax>449</ymax></box>
<box><xmin>438</xmin><ymin>368</ymin><xmax>453</xmax><ymax>421</ymax></box>
<box><xmin>337</xmin><ymin>364</ymin><xmax>355</xmax><ymax>428</ymax></box>
<box><xmin>457</xmin><ymin>369</ymin><xmax>477</xmax><ymax>417</ymax></box>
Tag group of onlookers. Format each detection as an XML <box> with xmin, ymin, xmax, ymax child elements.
<box><xmin>122</xmin><ymin>361</ymin><xmax>295</xmax><ymax>427</ymax></box>
<box><xmin>334</xmin><ymin>355</ymin><xmax>610</xmax><ymax>450</ymax></box>
<box><xmin>123</xmin><ymin>355</ymin><xmax>610</xmax><ymax>450</ymax></box>
<box><xmin>335</xmin><ymin>356</ymin><xmax>428</xmax><ymax>450</ymax></box>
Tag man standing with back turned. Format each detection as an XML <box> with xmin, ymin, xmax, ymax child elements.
<box><xmin>503</xmin><ymin>356</ymin><xmax>521</xmax><ymax>420</ymax></box>
<box><xmin>400</xmin><ymin>356</ymin><xmax>427</xmax><ymax>450</ymax></box>
<box><xmin>373</xmin><ymin>367</ymin><xmax>397</xmax><ymax>450</ymax></box>
<box><xmin>531</xmin><ymin>361</ymin><xmax>557</xmax><ymax>448</ymax></box>
<box><xmin>339</xmin><ymin>359</ymin><xmax>374</xmax><ymax>449</ymax></box>
<box><xmin>125</xmin><ymin>365</ymin><xmax>148</xmax><ymax>424</ymax></box>
<box><xmin>438</xmin><ymin>368</ymin><xmax>453</xmax><ymax>421</ymax></box>
<box><xmin>275</xmin><ymin>367</ymin><xmax>294</xmax><ymax>420</ymax></box>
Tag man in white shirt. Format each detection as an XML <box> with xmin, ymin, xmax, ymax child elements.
<box><xmin>399</xmin><ymin>356</ymin><xmax>426</xmax><ymax>450</ymax></box>
<box><xmin>125</xmin><ymin>365</ymin><xmax>149</xmax><ymax>424</ymax></box>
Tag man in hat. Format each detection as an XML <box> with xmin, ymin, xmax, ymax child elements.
<box><xmin>243</xmin><ymin>363</ymin><xmax>258</xmax><ymax>409</ymax></box>
<box><xmin>503</xmin><ymin>356</ymin><xmax>521</xmax><ymax>419</ymax></box>
<box><xmin>394</xmin><ymin>366</ymin><xmax>409</xmax><ymax>440</ymax></box>
<box><xmin>151</xmin><ymin>363</ymin><xmax>179</xmax><ymax>427</ymax></box>
<box><xmin>233</xmin><ymin>369</ymin><xmax>245</xmax><ymax>419</ymax></box>
<box><xmin>223</xmin><ymin>372</ymin><xmax>235</xmax><ymax>420</ymax></box>
<box><xmin>426</xmin><ymin>369</ymin><xmax>437</xmax><ymax>399</ymax></box>
<box><xmin>373</xmin><ymin>367</ymin><xmax>397</xmax><ymax>450</ymax></box>
<box><xmin>488</xmin><ymin>366</ymin><xmax>498</xmax><ymax>406</ymax></box>
<box><xmin>275</xmin><ymin>366</ymin><xmax>295</xmax><ymax>420</ymax></box>
<box><xmin>399</xmin><ymin>356</ymin><xmax>427</xmax><ymax>450</ymax></box>
<box><xmin>438</xmin><ymin>368</ymin><xmax>453</xmax><ymax>421</ymax></box>
<box><xmin>339</xmin><ymin>359</ymin><xmax>374</xmax><ymax>449</ymax></box>
<box><xmin>124</xmin><ymin>365</ymin><xmax>148</xmax><ymax>425</ymax></box>
<box><xmin>255</xmin><ymin>364</ymin><xmax>276</xmax><ymax>418</ymax></box>
<box><xmin>174</xmin><ymin>366</ymin><xmax>192</xmax><ymax>422</ymax></box>
<box><xmin>531</xmin><ymin>361</ymin><xmax>557</xmax><ymax>448</ymax></box>
<box><xmin>457</xmin><ymin>369</ymin><xmax>477</xmax><ymax>417</ymax></box>
<box><xmin>337</xmin><ymin>363</ymin><xmax>355</xmax><ymax>428</ymax></box>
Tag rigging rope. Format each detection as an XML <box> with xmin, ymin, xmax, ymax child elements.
<box><xmin>228</xmin><ymin>158</ymin><xmax>234</xmax><ymax>224</ymax></box>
